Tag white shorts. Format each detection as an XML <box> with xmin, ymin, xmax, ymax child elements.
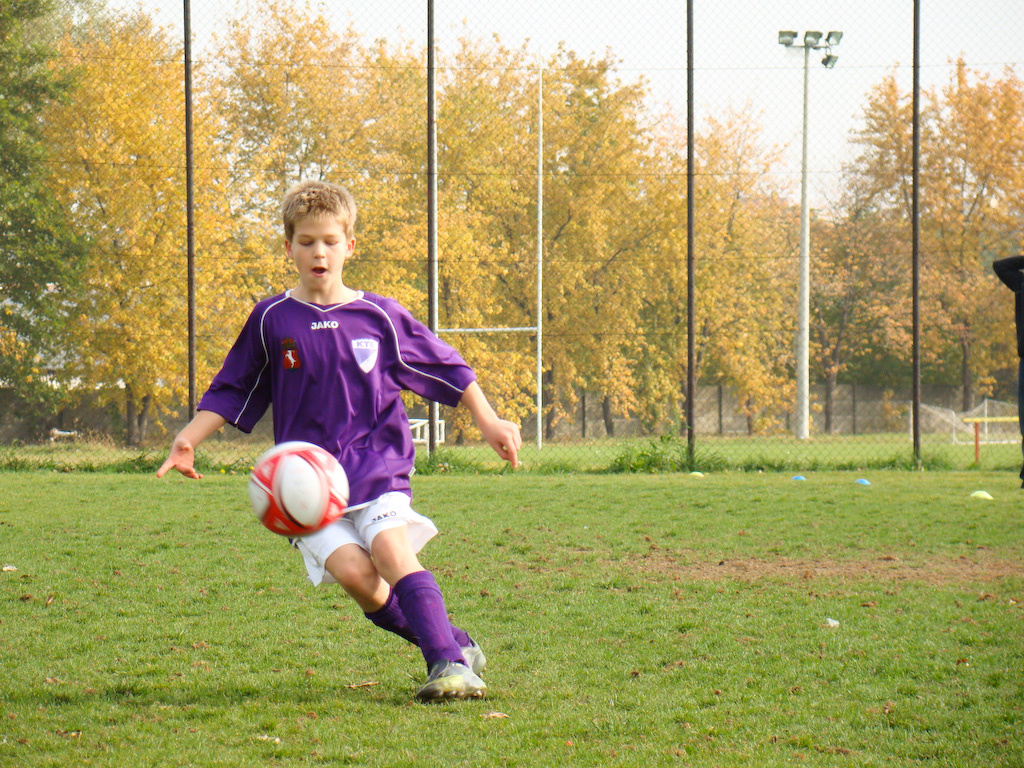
<box><xmin>293</xmin><ymin>492</ymin><xmax>438</xmax><ymax>586</ymax></box>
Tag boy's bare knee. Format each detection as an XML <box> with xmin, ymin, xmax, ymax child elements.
<box><xmin>369</xmin><ymin>526</ymin><xmax>423</xmax><ymax>585</ymax></box>
<box><xmin>325</xmin><ymin>546</ymin><xmax>380</xmax><ymax>602</ymax></box>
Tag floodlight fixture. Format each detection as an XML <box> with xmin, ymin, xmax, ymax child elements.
<box><xmin>826</xmin><ymin>30</ymin><xmax>843</xmax><ymax>46</ymax></box>
<box><xmin>778</xmin><ymin>30</ymin><xmax>797</xmax><ymax>46</ymax></box>
<box><xmin>803</xmin><ymin>30</ymin><xmax>822</xmax><ymax>47</ymax></box>
<box><xmin>822</xmin><ymin>54</ymin><xmax>839</xmax><ymax>68</ymax></box>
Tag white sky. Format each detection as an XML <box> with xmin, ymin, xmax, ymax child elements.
<box><xmin>122</xmin><ymin>0</ymin><xmax>1023</xmax><ymax>203</ymax></box>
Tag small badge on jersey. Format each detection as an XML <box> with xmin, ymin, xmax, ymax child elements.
<box><xmin>282</xmin><ymin>338</ymin><xmax>302</xmax><ymax>370</ymax></box>
<box><xmin>352</xmin><ymin>338</ymin><xmax>379</xmax><ymax>373</ymax></box>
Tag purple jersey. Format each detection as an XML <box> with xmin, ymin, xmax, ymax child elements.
<box><xmin>199</xmin><ymin>290</ymin><xmax>476</xmax><ymax>506</ymax></box>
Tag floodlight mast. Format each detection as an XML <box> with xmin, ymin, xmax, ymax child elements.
<box><xmin>778</xmin><ymin>28</ymin><xmax>842</xmax><ymax>440</ymax></box>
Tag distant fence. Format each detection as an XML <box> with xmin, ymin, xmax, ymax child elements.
<box><xmin>3</xmin><ymin>0</ymin><xmax>1022</xmax><ymax>473</ymax></box>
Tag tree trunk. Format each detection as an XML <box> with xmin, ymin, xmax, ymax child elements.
<box><xmin>544</xmin><ymin>369</ymin><xmax>556</xmax><ymax>441</ymax></box>
<box><xmin>824</xmin><ymin>368</ymin><xmax>839</xmax><ymax>434</ymax></box>
<box><xmin>125</xmin><ymin>384</ymin><xmax>138</xmax><ymax>447</ymax></box>
<box><xmin>602</xmin><ymin>395</ymin><xmax>615</xmax><ymax>437</ymax></box>
<box><xmin>137</xmin><ymin>394</ymin><xmax>151</xmax><ymax>444</ymax></box>
<box><xmin>961</xmin><ymin>340</ymin><xmax>974</xmax><ymax>412</ymax></box>
<box><xmin>125</xmin><ymin>386</ymin><xmax>151</xmax><ymax>447</ymax></box>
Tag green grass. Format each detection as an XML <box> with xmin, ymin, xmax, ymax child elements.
<box><xmin>3</xmin><ymin>430</ymin><xmax>1021</xmax><ymax>474</ymax></box>
<box><xmin>1</xmin><ymin>471</ymin><xmax>1022</xmax><ymax>766</ymax></box>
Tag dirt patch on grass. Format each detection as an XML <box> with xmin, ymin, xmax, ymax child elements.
<box><xmin>631</xmin><ymin>549</ymin><xmax>1024</xmax><ymax>586</ymax></box>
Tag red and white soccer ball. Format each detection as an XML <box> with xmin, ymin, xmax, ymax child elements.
<box><xmin>248</xmin><ymin>441</ymin><xmax>349</xmax><ymax>536</ymax></box>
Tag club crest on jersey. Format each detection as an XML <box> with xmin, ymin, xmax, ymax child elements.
<box><xmin>282</xmin><ymin>338</ymin><xmax>301</xmax><ymax>370</ymax></box>
<box><xmin>352</xmin><ymin>338</ymin><xmax>379</xmax><ymax>373</ymax></box>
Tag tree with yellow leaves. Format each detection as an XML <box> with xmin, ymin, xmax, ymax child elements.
<box><xmin>0</xmin><ymin>0</ymin><xmax>85</xmax><ymax>433</ymax></box>
<box><xmin>640</xmin><ymin>107</ymin><xmax>794</xmax><ymax>435</ymax></box>
<box><xmin>850</xmin><ymin>63</ymin><xmax>1024</xmax><ymax>410</ymax></box>
<box><xmin>42</xmin><ymin>8</ymin><xmax>235</xmax><ymax>445</ymax></box>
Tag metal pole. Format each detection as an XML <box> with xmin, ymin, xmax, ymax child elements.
<box><xmin>536</xmin><ymin>63</ymin><xmax>544</xmax><ymax>451</ymax></box>
<box><xmin>686</xmin><ymin>0</ymin><xmax>695</xmax><ymax>465</ymax></box>
<box><xmin>795</xmin><ymin>43</ymin><xmax>811</xmax><ymax>440</ymax></box>
<box><xmin>911</xmin><ymin>0</ymin><xmax>922</xmax><ymax>466</ymax></box>
<box><xmin>183</xmin><ymin>0</ymin><xmax>197</xmax><ymax>420</ymax></box>
<box><xmin>426</xmin><ymin>0</ymin><xmax>439</xmax><ymax>454</ymax></box>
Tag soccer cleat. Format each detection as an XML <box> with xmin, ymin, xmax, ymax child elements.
<box><xmin>461</xmin><ymin>640</ymin><xmax>487</xmax><ymax>676</ymax></box>
<box><xmin>416</xmin><ymin>661</ymin><xmax>487</xmax><ymax>702</ymax></box>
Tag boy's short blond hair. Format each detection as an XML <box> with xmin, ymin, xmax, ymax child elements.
<box><xmin>282</xmin><ymin>180</ymin><xmax>357</xmax><ymax>241</ymax></box>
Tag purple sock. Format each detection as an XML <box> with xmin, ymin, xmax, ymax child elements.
<box><xmin>393</xmin><ymin>571</ymin><xmax>465</xmax><ymax>668</ymax></box>
<box><xmin>364</xmin><ymin>589</ymin><xmax>418</xmax><ymax>645</ymax></box>
<box><xmin>449</xmin><ymin>624</ymin><xmax>472</xmax><ymax>648</ymax></box>
<box><xmin>364</xmin><ymin>587</ymin><xmax>473</xmax><ymax>650</ymax></box>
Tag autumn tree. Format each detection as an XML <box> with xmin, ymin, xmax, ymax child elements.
<box><xmin>0</xmin><ymin>0</ymin><xmax>84</xmax><ymax>430</ymax></box>
<box><xmin>850</xmin><ymin>63</ymin><xmax>1024</xmax><ymax>410</ymax></box>
<box><xmin>503</xmin><ymin>46</ymin><xmax>659</xmax><ymax>439</ymax></box>
<box><xmin>422</xmin><ymin>35</ymin><xmax>540</xmax><ymax>439</ymax></box>
<box><xmin>809</xmin><ymin>187</ymin><xmax>910</xmax><ymax>432</ymax></box>
<box><xmin>639</xmin><ymin>107</ymin><xmax>795</xmax><ymax>435</ymax></box>
<box><xmin>42</xmin><ymin>9</ymin><xmax>234</xmax><ymax>445</ymax></box>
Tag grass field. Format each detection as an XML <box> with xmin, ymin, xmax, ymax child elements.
<box><xmin>1</xmin><ymin>470</ymin><xmax>1022</xmax><ymax>766</ymax></box>
<box><xmin>2</xmin><ymin>430</ymin><xmax>1021</xmax><ymax>474</ymax></box>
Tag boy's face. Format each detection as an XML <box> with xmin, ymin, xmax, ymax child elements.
<box><xmin>285</xmin><ymin>216</ymin><xmax>355</xmax><ymax>300</ymax></box>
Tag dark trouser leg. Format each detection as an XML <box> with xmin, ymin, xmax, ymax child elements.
<box><xmin>1018</xmin><ymin>358</ymin><xmax>1023</xmax><ymax>482</ymax></box>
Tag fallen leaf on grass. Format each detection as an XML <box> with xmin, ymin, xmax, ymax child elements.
<box><xmin>482</xmin><ymin>711</ymin><xmax>509</xmax><ymax>719</ymax></box>
<box><xmin>55</xmin><ymin>730</ymin><xmax>81</xmax><ymax>739</ymax></box>
<box><xmin>44</xmin><ymin>678</ymin><xmax>64</xmax><ymax>685</ymax></box>
<box><xmin>819</xmin><ymin>746</ymin><xmax>853</xmax><ymax>755</ymax></box>
<box><xmin>344</xmin><ymin>681</ymin><xmax>380</xmax><ymax>689</ymax></box>
<box><xmin>256</xmin><ymin>734</ymin><xmax>281</xmax><ymax>744</ymax></box>
<box><xmin>2</xmin><ymin>565</ymin><xmax>17</xmax><ymax>572</ymax></box>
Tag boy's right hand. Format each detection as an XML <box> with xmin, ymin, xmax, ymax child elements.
<box><xmin>156</xmin><ymin>438</ymin><xmax>203</xmax><ymax>479</ymax></box>
<box><xmin>156</xmin><ymin>411</ymin><xmax>226</xmax><ymax>479</ymax></box>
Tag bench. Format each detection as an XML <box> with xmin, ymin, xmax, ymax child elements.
<box><xmin>408</xmin><ymin>418</ymin><xmax>445</xmax><ymax>445</ymax></box>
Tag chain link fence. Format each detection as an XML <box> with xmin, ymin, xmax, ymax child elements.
<box><xmin>2</xmin><ymin>0</ymin><xmax>1023</xmax><ymax>473</ymax></box>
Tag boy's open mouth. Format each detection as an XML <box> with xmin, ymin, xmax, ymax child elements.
<box><xmin>312</xmin><ymin>267</ymin><xmax>327</xmax><ymax>275</ymax></box>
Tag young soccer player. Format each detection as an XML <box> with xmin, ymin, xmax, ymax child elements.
<box><xmin>157</xmin><ymin>180</ymin><xmax>522</xmax><ymax>700</ymax></box>
<box><xmin>993</xmin><ymin>255</ymin><xmax>1024</xmax><ymax>487</ymax></box>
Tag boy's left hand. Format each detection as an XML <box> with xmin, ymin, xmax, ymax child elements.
<box><xmin>157</xmin><ymin>437</ymin><xmax>203</xmax><ymax>479</ymax></box>
<box><xmin>481</xmin><ymin>418</ymin><xmax>522</xmax><ymax>468</ymax></box>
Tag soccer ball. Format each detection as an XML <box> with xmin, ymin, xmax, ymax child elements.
<box><xmin>248</xmin><ymin>441</ymin><xmax>349</xmax><ymax>536</ymax></box>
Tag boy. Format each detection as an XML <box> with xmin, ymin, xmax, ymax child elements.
<box><xmin>157</xmin><ymin>180</ymin><xmax>522</xmax><ymax>701</ymax></box>
<box><xmin>993</xmin><ymin>255</ymin><xmax>1024</xmax><ymax>487</ymax></box>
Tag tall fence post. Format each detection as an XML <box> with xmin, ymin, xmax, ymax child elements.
<box><xmin>911</xmin><ymin>0</ymin><xmax>922</xmax><ymax>468</ymax></box>
<box><xmin>183</xmin><ymin>0</ymin><xmax>197</xmax><ymax>420</ymax></box>
<box><xmin>426</xmin><ymin>0</ymin><xmax>439</xmax><ymax>455</ymax></box>
<box><xmin>685</xmin><ymin>0</ymin><xmax>696</xmax><ymax>467</ymax></box>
